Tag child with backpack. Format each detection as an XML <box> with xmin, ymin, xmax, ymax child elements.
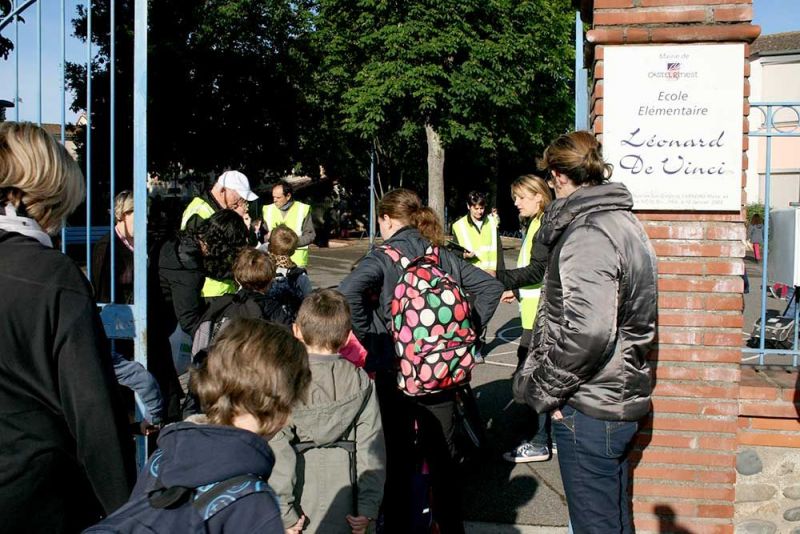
<box><xmin>269</xmin><ymin>289</ymin><xmax>386</xmax><ymax>534</ymax></box>
<box><xmin>85</xmin><ymin>318</ymin><xmax>312</xmax><ymax>533</ymax></box>
<box><xmin>338</xmin><ymin>189</ymin><xmax>503</xmax><ymax>534</ymax></box>
<box><xmin>262</xmin><ymin>224</ymin><xmax>312</xmax><ymax>320</ymax></box>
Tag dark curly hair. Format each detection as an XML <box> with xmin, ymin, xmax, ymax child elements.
<box><xmin>189</xmin><ymin>209</ymin><xmax>248</xmax><ymax>280</ymax></box>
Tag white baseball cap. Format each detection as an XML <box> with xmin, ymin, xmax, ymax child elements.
<box><xmin>217</xmin><ymin>170</ymin><xmax>258</xmax><ymax>201</ymax></box>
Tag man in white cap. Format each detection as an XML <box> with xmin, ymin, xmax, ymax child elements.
<box><xmin>180</xmin><ymin>170</ymin><xmax>258</xmax><ymax>297</ymax></box>
<box><xmin>180</xmin><ymin>170</ymin><xmax>258</xmax><ymax>233</ymax></box>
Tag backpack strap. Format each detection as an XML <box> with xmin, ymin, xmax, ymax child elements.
<box><xmin>192</xmin><ymin>474</ymin><xmax>273</xmax><ymax>521</ymax></box>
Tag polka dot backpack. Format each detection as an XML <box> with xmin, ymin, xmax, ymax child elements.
<box><xmin>381</xmin><ymin>244</ymin><xmax>478</xmax><ymax>396</ymax></box>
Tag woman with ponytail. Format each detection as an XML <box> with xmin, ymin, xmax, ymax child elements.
<box><xmin>339</xmin><ymin>188</ymin><xmax>503</xmax><ymax>533</ymax></box>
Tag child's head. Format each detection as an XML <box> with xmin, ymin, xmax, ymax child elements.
<box><xmin>268</xmin><ymin>224</ymin><xmax>299</xmax><ymax>257</ymax></box>
<box><xmin>233</xmin><ymin>248</ymin><xmax>275</xmax><ymax>293</ymax></box>
<box><xmin>751</xmin><ymin>213</ymin><xmax>763</xmax><ymax>225</ymax></box>
<box><xmin>294</xmin><ymin>289</ymin><xmax>352</xmax><ymax>354</ymax></box>
<box><xmin>191</xmin><ymin>318</ymin><xmax>311</xmax><ymax>438</ymax></box>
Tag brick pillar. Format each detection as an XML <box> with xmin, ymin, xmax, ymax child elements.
<box><xmin>581</xmin><ymin>1</ymin><xmax>760</xmax><ymax>532</ymax></box>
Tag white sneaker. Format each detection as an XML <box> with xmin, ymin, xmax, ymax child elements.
<box><xmin>502</xmin><ymin>441</ymin><xmax>550</xmax><ymax>463</ymax></box>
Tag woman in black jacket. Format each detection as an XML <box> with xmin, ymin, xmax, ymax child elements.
<box><xmin>515</xmin><ymin>131</ymin><xmax>657</xmax><ymax>533</ymax></box>
<box><xmin>339</xmin><ymin>189</ymin><xmax>503</xmax><ymax>534</ymax></box>
<box><xmin>0</xmin><ymin>122</ymin><xmax>135</xmax><ymax>532</ymax></box>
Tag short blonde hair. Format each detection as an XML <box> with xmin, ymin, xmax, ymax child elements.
<box><xmin>114</xmin><ymin>190</ymin><xmax>134</xmax><ymax>222</ymax></box>
<box><xmin>191</xmin><ymin>318</ymin><xmax>311</xmax><ymax>437</ymax></box>
<box><xmin>296</xmin><ymin>289</ymin><xmax>352</xmax><ymax>353</ymax></box>
<box><xmin>0</xmin><ymin>122</ymin><xmax>85</xmax><ymax>234</ymax></box>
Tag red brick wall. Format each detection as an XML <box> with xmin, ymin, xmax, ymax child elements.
<box><xmin>584</xmin><ymin>1</ymin><xmax>760</xmax><ymax>532</ymax></box>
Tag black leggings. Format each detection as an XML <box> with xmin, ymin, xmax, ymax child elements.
<box><xmin>375</xmin><ymin>372</ymin><xmax>465</xmax><ymax>534</ymax></box>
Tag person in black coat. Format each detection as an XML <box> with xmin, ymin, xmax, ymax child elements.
<box><xmin>0</xmin><ymin>121</ymin><xmax>135</xmax><ymax>533</ymax></box>
<box><xmin>339</xmin><ymin>189</ymin><xmax>503</xmax><ymax>534</ymax></box>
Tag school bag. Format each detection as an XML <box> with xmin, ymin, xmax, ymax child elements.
<box><xmin>380</xmin><ymin>244</ymin><xmax>478</xmax><ymax>396</ymax></box>
<box><xmin>84</xmin><ymin>449</ymin><xmax>275</xmax><ymax>533</ymax></box>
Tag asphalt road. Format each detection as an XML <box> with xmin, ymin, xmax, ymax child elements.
<box><xmin>305</xmin><ymin>237</ymin><xmax>569</xmax><ymax>529</ymax></box>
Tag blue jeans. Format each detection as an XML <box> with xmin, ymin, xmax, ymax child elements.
<box><xmin>552</xmin><ymin>405</ymin><xmax>639</xmax><ymax>533</ymax></box>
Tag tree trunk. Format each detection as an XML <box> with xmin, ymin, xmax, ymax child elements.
<box><xmin>425</xmin><ymin>124</ymin><xmax>445</xmax><ymax>225</ymax></box>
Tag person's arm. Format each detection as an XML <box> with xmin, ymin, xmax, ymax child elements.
<box><xmin>268</xmin><ymin>427</ymin><xmax>302</xmax><ymax>528</ymax></box>
<box><xmin>183</xmin><ymin>213</ymin><xmax>205</xmax><ymax>234</ymax></box>
<box><xmin>338</xmin><ymin>255</ymin><xmax>384</xmax><ymax>340</ymax></box>
<box><xmin>514</xmin><ymin>226</ymin><xmax>620</xmax><ymax>413</ymax></box>
<box><xmin>495</xmin><ymin>225</ymin><xmax>506</xmax><ymax>272</ymax></box>
<box><xmin>451</xmin><ymin>253</ymin><xmax>504</xmax><ymax>331</ymax></box>
<box><xmin>497</xmin><ymin>231</ymin><xmax>548</xmax><ymax>290</ymax></box>
<box><xmin>354</xmin><ymin>381</ymin><xmax>386</xmax><ymax>522</ymax></box>
<box><xmin>57</xmin><ymin>294</ymin><xmax>135</xmax><ymax>513</ymax></box>
<box><xmin>297</xmin><ymin>209</ymin><xmax>316</xmax><ymax>248</ymax></box>
<box><xmin>111</xmin><ymin>351</ymin><xmax>164</xmax><ymax>425</ymax></box>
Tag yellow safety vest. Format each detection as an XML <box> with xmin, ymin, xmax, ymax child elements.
<box><xmin>518</xmin><ymin>216</ymin><xmax>542</xmax><ymax>330</ymax></box>
<box><xmin>263</xmin><ymin>202</ymin><xmax>311</xmax><ymax>267</ymax></box>
<box><xmin>179</xmin><ymin>197</ymin><xmax>236</xmax><ymax>298</ymax></box>
<box><xmin>452</xmin><ymin>215</ymin><xmax>498</xmax><ymax>271</ymax></box>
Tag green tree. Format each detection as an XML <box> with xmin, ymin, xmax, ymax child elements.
<box><xmin>65</xmin><ymin>0</ymin><xmax>316</xmax><ymax>193</ymax></box>
<box><xmin>313</xmin><ymin>0</ymin><xmax>575</xmax><ymax>221</ymax></box>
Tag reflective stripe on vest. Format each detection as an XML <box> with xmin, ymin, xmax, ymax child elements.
<box><xmin>180</xmin><ymin>197</ymin><xmax>235</xmax><ymax>297</ymax></box>
<box><xmin>263</xmin><ymin>202</ymin><xmax>311</xmax><ymax>267</ymax></box>
<box><xmin>517</xmin><ymin>216</ymin><xmax>542</xmax><ymax>329</ymax></box>
<box><xmin>452</xmin><ymin>215</ymin><xmax>497</xmax><ymax>271</ymax></box>
<box><xmin>180</xmin><ymin>197</ymin><xmax>215</xmax><ymax>230</ymax></box>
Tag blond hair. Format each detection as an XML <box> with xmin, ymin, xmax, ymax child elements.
<box><xmin>296</xmin><ymin>289</ymin><xmax>352</xmax><ymax>353</ymax></box>
<box><xmin>0</xmin><ymin>122</ymin><xmax>85</xmax><ymax>234</ymax></box>
<box><xmin>233</xmin><ymin>248</ymin><xmax>275</xmax><ymax>293</ymax></box>
<box><xmin>539</xmin><ymin>130</ymin><xmax>612</xmax><ymax>186</ymax></box>
<box><xmin>511</xmin><ymin>174</ymin><xmax>552</xmax><ymax>216</ymax></box>
<box><xmin>268</xmin><ymin>224</ymin><xmax>299</xmax><ymax>257</ymax></box>
<box><xmin>191</xmin><ymin>318</ymin><xmax>311</xmax><ymax>437</ymax></box>
<box><xmin>114</xmin><ymin>190</ymin><xmax>134</xmax><ymax>222</ymax></box>
<box><xmin>378</xmin><ymin>188</ymin><xmax>445</xmax><ymax>245</ymax></box>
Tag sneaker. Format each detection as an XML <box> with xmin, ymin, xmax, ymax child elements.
<box><xmin>550</xmin><ymin>442</ymin><xmax>557</xmax><ymax>455</ymax></box>
<box><xmin>502</xmin><ymin>441</ymin><xmax>550</xmax><ymax>463</ymax></box>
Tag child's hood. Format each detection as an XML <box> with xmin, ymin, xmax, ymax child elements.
<box><xmin>288</xmin><ymin>356</ymin><xmax>375</xmax><ymax>447</ymax></box>
<box><xmin>153</xmin><ymin>420</ymin><xmax>275</xmax><ymax>488</ymax></box>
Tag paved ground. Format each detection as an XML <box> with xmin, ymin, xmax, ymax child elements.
<box><xmin>305</xmin><ymin>237</ymin><xmax>569</xmax><ymax>529</ymax></box>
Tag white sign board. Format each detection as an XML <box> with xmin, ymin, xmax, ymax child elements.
<box><xmin>603</xmin><ymin>44</ymin><xmax>744</xmax><ymax>210</ymax></box>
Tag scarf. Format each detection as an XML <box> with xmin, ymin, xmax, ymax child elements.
<box><xmin>0</xmin><ymin>203</ymin><xmax>53</xmax><ymax>248</ymax></box>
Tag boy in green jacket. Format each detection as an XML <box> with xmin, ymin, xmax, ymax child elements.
<box><xmin>270</xmin><ymin>289</ymin><xmax>386</xmax><ymax>534</ymax></box>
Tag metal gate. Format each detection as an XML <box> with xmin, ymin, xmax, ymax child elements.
<box><xmin>1</xmin><ymin>0</ymin><xmax>149</xmax><ymax>460</ymax></box>
<box><xmin>743</xmin><ymin>102</ymin><xmax>800</xmax><ymax>366</ymax></box>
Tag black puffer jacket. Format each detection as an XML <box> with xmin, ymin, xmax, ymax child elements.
<box><xmin>513</xmin><ymin>182</ymin><xmax>657</xmax><ymax>421</ymax></box>
<box><xmin>339</xmin><ymin>226</ymin><xmax>504</xmax><ymax>373</ymax></box>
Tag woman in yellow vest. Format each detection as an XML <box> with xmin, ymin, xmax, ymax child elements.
<box><xmin>496</xmin><ymin>174</ymin><xmax>553</xmax><ymax>463</ymax></box>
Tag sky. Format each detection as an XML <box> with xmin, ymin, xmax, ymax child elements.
<box><xmin>1</xmin><ymin>0</ymin><xmax>799</xmax><ymax>124</ymax></box>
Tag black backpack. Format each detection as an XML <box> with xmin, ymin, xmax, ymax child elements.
<box><xmin>84</xmin><ymin>450</ymin><xmax>275</xmax><ymax>533</ymax></box>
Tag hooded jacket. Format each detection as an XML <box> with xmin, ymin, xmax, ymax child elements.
<box><xmin>0</xmin><ymin>221</ymin><xmax>135</xmax><ymax>533</ymax></box>
<box><xmin>513</xmin><ymin>182</ymin><xmax>657</xmax><ymax>421</ymax></box>
<box><xmin>125</xmin><ymin>420</ymin><xmax>283</xmax><ymax>532</ymax></box>
<box><xmin>269</xmin><ymin>355</ymin><xmax>386</xmax><ymax>533</ymax></box>
<box><xmin>339</xmin><ymin>226</ymin><xmax>504</xmax><ymax>372</ymax></box>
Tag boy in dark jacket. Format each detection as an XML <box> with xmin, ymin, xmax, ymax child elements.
<box><xmin>270</xmin><ymin>290</ymin><xmax>386</xmax><ymax>534</ymax></box>
<box><xmin>89</xmin><ymin>319</ymin><xmax>312</xmax><ymax>533</ymax></box>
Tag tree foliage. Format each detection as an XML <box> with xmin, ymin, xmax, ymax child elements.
<box><xmin>312</xmin><ymin>0</ymin><xmax>575</xmax><ymax>218</ymax></box>
<box><xmin>52</xmin><ymin>0</ymin><xmax>575</xmax><ymax>225</ymax></box>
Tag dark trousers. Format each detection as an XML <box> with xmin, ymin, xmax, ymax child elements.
<box><xmin>376</xmin><ymin>373</ymin><xmax>465</xmax><ymax>534</ymax></box>
<box><xmin>517</xmin><ymin>329</ymin><xmax>549</xmax><ymax>447</ymax></box>
<box><xmin>552</xmin><ymin>405</ymin><xmax>638</xmax><ymax>533</ymax></box>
